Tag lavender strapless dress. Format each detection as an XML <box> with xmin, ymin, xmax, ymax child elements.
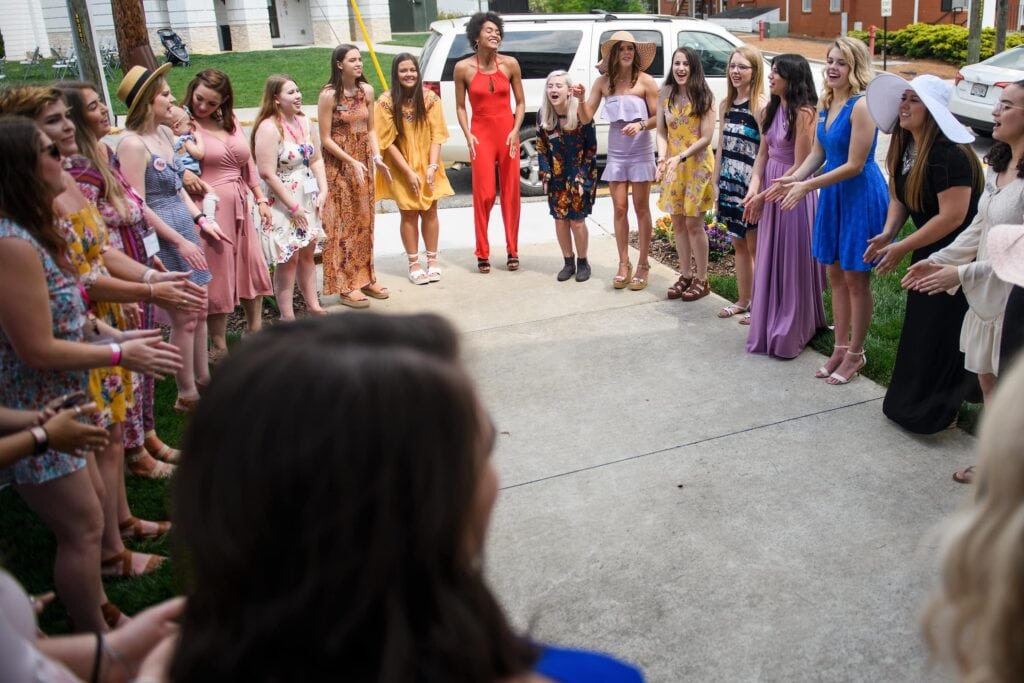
<box><xmin>601</xmin><ymin>95</ymin><xmax>656</xmax><ymax>182</ymax></box>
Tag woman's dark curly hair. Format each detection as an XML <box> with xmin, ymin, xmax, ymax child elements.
<box><xmin>762</xmin><ymin>53</ymin><xmax>818</xmax><ymax>141</ymax></box>
<box><xmin>466</xmin><ymin>11</ymin><xmax>504</xmax><ymax>49</ymax></box>
<box><xmin>170</xmin><ymin>313</ymin><xmax>538</xmax><ymax>682</ymax></box>
<box><xmin>984</xmin><ymin>79</ymin><xmax>1024</xmax><ymax>178</ymax></box>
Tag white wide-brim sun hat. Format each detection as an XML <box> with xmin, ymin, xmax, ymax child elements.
<box><xmin>988</xmin><ymin>223</ymin><xmax>1024</xmax><ymax>288</ymax></box>
<box><xmin>866</xmin><ymin>72</ymin><xmax>974</xmax><ymax>144</ymax></box>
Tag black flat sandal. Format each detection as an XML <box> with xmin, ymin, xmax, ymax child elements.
<box><xmin>506</xmin><ymin>255</ymin><xmax>520</xmax><ymax>271</ymax></box>
<box><xmin>477</xmin><ymin>258</ymin><xmax>491</xmax><ymax>274</ymax></box>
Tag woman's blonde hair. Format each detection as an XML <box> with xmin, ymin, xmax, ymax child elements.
<box><xmin>124</xmin><ymin>76</ymin><xmax>166</xmax><ymax>132</ymax></box>
<box><xmin>538</xmin><ymin>71</ymin><xmax>580</xmax><ymax>131</ymax></box>
<box><xmin>923</xmin><ymin>357</ymin><xmax>1024</xmax><ymax>682</ymax></box>
<box><xmin>884</xmin><ymin>110</ymin><xmax>983</xmax><ymax>213</ymax></box>
<box><xmin>724</xmin><ymin>45</ymin><xmax>765</xmax><ymax>115</ymax></box>
<box><xmin>821</xmin><ymin>36</ymin><xmax>874</xmax><ymax>111</ymax></box>
<box><xmin>250</xmin><ymin>74</ymin><xmax>296</xmax><ymax>155</ymax></box>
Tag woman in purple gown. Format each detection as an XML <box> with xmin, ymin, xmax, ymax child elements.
<box><xmin>742</xmin><ymin>54</ymin><xmax>826</xmax><ymax>358</ymax></box>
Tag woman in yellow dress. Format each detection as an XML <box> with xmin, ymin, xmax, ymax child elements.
<box><xmin>375</xmin><ymin>53</ymin><xmax>454</xmax><ymax>284</ymax></box>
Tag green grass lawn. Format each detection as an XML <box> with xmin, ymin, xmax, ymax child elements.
<box><xmin>3</xmin><ymin>50</ymin><xmax>394</xmax><ymax>116</ymax></box>
<box><xmin>382</xmin><ymin>32</ymin><xmax>432</xmax><ymax>48</ymax></box>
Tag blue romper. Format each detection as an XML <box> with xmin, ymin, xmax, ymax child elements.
<box><xmin>811</xmin><ymin>95</ymin><xmax>888</xmax><ymax>272</ymax></box>
<box><xmin>534</xmin><ymin>645</ymin><xmax>644</xmax><ymax>682</ymax></box>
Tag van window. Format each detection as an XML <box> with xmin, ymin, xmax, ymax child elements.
<box><xmin>420</xmin><ymin>30</ymin><xmax>443</xmax><ymax>74</ymax></box>
<box><xmin>598</xmin><ymin>30</ymin><xmax>664</xmax><ymax>78</ymax></box>
<box><xmin>441</xmin><ymin>31</ymin><xmax>584</xmax><ymax>80</ymax></box>
<box><xmin>677</xmin><ymin>31</ymin><xmax>736</xmax><ymax>77</ymax></box>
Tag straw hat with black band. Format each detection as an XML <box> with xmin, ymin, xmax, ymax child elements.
<box><xmin>597</xmin><ymin>31</ymin><xmax>657</xmax><ymax>75</ymax></box>
<box><xmin>865</xmin><ymin>72</ymin><xmax>974</xmax><ymax>144</ymax></box>
<box><xmin>116</xmin><ymin>63</ymin><xmax>173</xmax><ymax>122</ymax></box>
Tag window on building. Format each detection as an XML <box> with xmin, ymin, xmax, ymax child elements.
<box><xmin>268</xmin><ymin>0</ymin><xmax>280</xmax><ymax>39</ymax></box>
<box><xmin>829</xmin><ymin>0</ymin><xmax>841</xmax><ymax>12</ymax></box>
<box><xmin>802</xmin><ymin>0</ymin><xmax>812</xmax><ymax>12</ymax></box>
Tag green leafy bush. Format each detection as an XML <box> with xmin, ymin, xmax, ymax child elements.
<box><xmin>849</xmin><ymin>25</ymin><xmax>1023</xmax><ymax>64</ymax></box>
<box><xmin>528</xmin><ymin>0</ymin><xmax>650</xmax><ymax>13</ymax></box>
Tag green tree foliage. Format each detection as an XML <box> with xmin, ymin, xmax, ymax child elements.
<box><xmin>849</xmin><ymin>25</ymin><xmax>1024</xmax><ymax>64</ymax></box>
<box><xmin>528</xmin><ymin>0</ymin><xmax>651</xmax><ymax>13</ymax></box>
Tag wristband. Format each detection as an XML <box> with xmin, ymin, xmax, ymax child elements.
<box><xmin>372</xmin><ymin>155</ymin><xmax>383</xmax><ymax>164</ymax></box>
<box><xmin>110</xmin><ymin>342</ymin><xmax>122</xmax><ymax>367</ymax></box>
<box><xmin>427</xmin><ymin>163</ymin><xmax>439</xmax><ymax>171</ymax></box>
<box><xmin>146</xmin><ymin>283</ymin><xmax>154</xmax><ymax>302</ymax></box>
<box><xmin>142</xmin><ymin>268</ymin><xmax>155</xmax><ymax>283</ymax></box>
<box><xmin>256</xmin><ymin>197</ymin><xmax>270</xmax><ymax>205</ymax></box>
<box><xmin>29</xmin><ymin>426</ymin><xmax>48</xmax><ymax>455</ymax></box>
<box><xmin>679</xmin><ymin>153</ymin><xmax>687</xmax><ymax>162</ymax></box>
<box><xmin>193</xmin><ymin>212</ymin><xmax>206</xmax><ymax>225</ymax></box>
<box><xmin>197</xmin><ymin>216</ymin><xmax>209</xmax><ymax>229</ymax></box>
<box><xmin>289</xmin><ymin>203</ymin><xmax>301</xmax><ymax>215</ymax></box>
<box><xmin>639</xmin><ymin>119</ymin><xmax>646</xmax><ymax>130</ymax></box>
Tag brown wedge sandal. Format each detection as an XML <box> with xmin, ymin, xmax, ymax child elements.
<box><xmin>680</xmin><ymin>278</ymin><xmax>709</xmax><ymax>302</ymax></box>
<box><xmin>101</xmin><ymin>549</ymin><xmax>166</xmax><ymax>578</ymax></box>
<box><xmin>119</xmin><ymin>516</ymin><xmax>172</xmax><ymax>541</ymax></box>
<box><xmin>667</xmin><ymin>274</ymin><xmax>693</xmax><ymax>300</ymax></box>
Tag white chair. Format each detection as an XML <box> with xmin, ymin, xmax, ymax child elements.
<box><xmin>19</xmin><ymin>47</ymin><xmax>43</xmax><ymax>80</ymax></box>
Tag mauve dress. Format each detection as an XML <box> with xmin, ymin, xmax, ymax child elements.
<box><xmin>193</xmin><ymin>120</ymin><xmax>272</xmax><ymax>314</ymax></box>
<box><xmin>746</xmin><ymin>108</ymin><xmax>827</xmax><ymax>358</ymax></box>
<box><xmin>600</xmin><ymin>95</ymin><xmax>656</xmax><ymax>182</ymax></box>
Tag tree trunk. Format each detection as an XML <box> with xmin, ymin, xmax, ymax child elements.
<box><xmin>995</xmin><ymin>0</ymin><xmax>1008</xmax><ymax>53</ymax></box>
<box><xmin>65</xmin><ymin>0</ymin><xmax>103</xmax><ymax>87</ymax></box>
<box><xmin>111</xmin><ymin>0</ymin><xmax>158</xmax><ymax>72</ymax></box>
<box><xmin>967</xmin><ymin>0</ymin><xmax>984</xmax><ymax>64</ymax></box>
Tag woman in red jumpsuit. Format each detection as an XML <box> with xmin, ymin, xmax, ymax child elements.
<box><xmin>455</xmin><ymin>11</ymin><xmax>526</xmax><ymax>273</ymax></box>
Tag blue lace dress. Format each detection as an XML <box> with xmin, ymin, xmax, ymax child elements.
<box><xmin>811</xmin><ymin>95</ymin><xmax>888</xmax><ymax>271</ymax></box>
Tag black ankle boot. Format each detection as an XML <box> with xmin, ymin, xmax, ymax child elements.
<box><xmin>557</xmin><ymin>255</ymin><xmax>576</xmax><ymax>282</ymax></box>
<box><xmin>575</xmin><ymin>257</ymin><xmax>591</xmax><ymax>282</ymax></box>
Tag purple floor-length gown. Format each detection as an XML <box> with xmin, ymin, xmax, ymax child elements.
<box><xmin>746</xmin><ymin>108</ymin><xmax>827</xmax><ymax>359</ymax></box>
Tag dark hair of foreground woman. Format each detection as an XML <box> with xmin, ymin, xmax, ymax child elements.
<box><xmin>170</xmin><ymin>313</ymin><xmax>538</xmax><ymax>681</ymax></box>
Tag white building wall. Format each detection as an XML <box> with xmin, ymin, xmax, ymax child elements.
<box><xmin>272</xmin><ymin>0</ymin><xmax>314</xmax><ymax>47</ymax></box>
<box><xmin>0</xmin><ymin>0</ymin><xmax>52</xmax><ymax>59</ymax></box>
<box><xmin>437</xmin><ymin>0</ymin><xmax>479</xmax><ymax>17</ymax></box>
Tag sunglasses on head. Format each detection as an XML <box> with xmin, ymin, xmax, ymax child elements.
<box><xmin>45</xmin><ymin>142</ymin><xmax>60</xmax><ymax>160</ymax></box>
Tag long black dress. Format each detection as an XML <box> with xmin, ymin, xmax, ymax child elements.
<box><xmin>883</xmin><ymin>141</ymin><xmax>983</xmax><ymax>433</ymax></box>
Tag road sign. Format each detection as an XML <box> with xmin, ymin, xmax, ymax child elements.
<box><xmin>881</xmin><ymin>0</ymin><xmax>892</xmax><ymax>16</ymax></box>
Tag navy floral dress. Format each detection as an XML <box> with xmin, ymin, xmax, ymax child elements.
<box><xmin>537</xmin><ymin>120</ymin><xmax>598</xmax><ymax>220</ymax></box>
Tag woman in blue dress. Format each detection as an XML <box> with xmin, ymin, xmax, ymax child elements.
<box><xmin>778</xmin><ymin>37</ymin><xmax>888</xmax><ymax>384</ymax></box>
<box><xmin>167</xmin><ymin>313</ymin><xmax>644</xmax><ymax>682</ymax></box>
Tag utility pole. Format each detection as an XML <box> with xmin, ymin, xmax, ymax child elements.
<box><xmin>64</xmin><ymin>0</ymin><xmax>114</xmax><ymax>111</ymax></box>
<box><xmin>111</xmin><ymin>0</ymin><xmax>159</xmax><ymax>72</ymax></box>
<box><xmin>966</xmin><ymin>0</ymin><xmax>983</xmax><ymax>64</ymax></box>
<box><xmin>995</xmin><ymin>0</ymin><xmax>1008</xmax><ymax>53</ymax></box>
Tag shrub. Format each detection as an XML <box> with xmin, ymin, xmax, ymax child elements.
<box><xmin>849</xmin><ymin>25</ymin><xmax>1024</xmax><ymax>64</ymax></box>
<box><xmin>653</xmin><ymin>213</ymin><xmax>734</xmax><ymax>261</ymax></box>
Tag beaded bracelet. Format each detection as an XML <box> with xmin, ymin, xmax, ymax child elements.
<box><xmin>110</xmin><ymin>343</ymin><xmax>122</xmax><ymax>367</ymax></box>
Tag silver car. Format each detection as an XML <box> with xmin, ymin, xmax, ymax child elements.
<box><xmin>949</xmin><ymin>45</ymin><xmax>1024</xmax><ymax>135</ymax></box>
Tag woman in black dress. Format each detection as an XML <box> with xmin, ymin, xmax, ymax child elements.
<box><xmin>864</xmin><ymin>74</ymin><xmax>983</xmax><ymax>433</ymax></box>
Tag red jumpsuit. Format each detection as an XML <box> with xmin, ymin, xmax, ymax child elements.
<box><xmin>469</xmin><ymin>55</ymin><xmax>520</xmax><ymax>260</ymax></box>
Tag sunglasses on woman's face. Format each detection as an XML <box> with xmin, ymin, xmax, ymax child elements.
<box><xmin>44</xmin><ymin>142</ymin><xmax>60</xmax><ymax>160</ymax></box>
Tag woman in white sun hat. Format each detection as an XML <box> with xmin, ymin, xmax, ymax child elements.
<box><xmin>863</xmin><ymin>72</ymin><xmax>984</xmax><ymax>434</ymax></box>
<box><xmin>582</xmin><ymin>31</ymin><xmax>659</xmax><ymax>289</ymax></box>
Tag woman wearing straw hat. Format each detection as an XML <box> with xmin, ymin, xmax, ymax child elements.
<box><xmin>863</xmin><ymin>73</ymin><xmax>983</xmax><ymax>434</ymax></box>
<box><xmin>116</xmin><ymin>64</ymin><xmax>227</xmax><ymax>414</ymax></box>
<box><xmin>455</xmin><ymin>12</ymin><xmax>526</xmax><ymax>273</ymax></box>
<box><xmin>582</xmin><ymin>31</ymin><xmax>659</xmax><ymax>289</ymax></box>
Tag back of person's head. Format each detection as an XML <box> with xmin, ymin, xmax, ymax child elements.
<box><xmin>0</xmin><ymin>85</ymin><xmax>62</xmax><ymax>119</ymax></box>
<box><xmin>171</xmin><ymin>313</ymin><xmax>536</xmax><ymax>682</ymax></box>
<box><xmin>924</xmin><ymin>356</ymin><xmax>1024</xmax><ymax>682</ymax></box>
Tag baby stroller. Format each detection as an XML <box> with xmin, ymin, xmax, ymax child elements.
<box><xmin>158</xmin><ymin>28</ymin><xmax>190</xmax><ymax>67</ymax></box>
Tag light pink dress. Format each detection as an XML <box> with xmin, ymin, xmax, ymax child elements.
<box><xmin>193</xmin><ymin>119</ymin><xmax>273</xmax><ymax>314</ymax></box>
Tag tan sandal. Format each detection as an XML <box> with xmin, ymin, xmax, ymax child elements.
<box><xmin>815</xmin><ymin>345</ymin><xmax>849</xmax><ymax>379</ymax></box>
<box><xmin>125</xmin><ymin>448</ymin><xmax>176</xmax><ymax>479</ymax></box>
<box><xmin>119</xmin><ymin>516</ymin><xmax>172</xmax><ymax>541</ymax></box>
<box><xmin>101</xmin><ymin>549</ymin><xmax>166</xmax><ymax>578</ymax></box>
<box><xmin>628</xmin><ymin>263</ymin><xmax>650</xmax><ymax>291</ymax></box>
<box><xmin>144</xmin><ymin>432</ymin><xmax>180</xmax><ymax>464</ymax></box>
<box><xmin>613</xmin><ymin>262</ymin><xmax>632</xmax><ymax>289</ymax></box>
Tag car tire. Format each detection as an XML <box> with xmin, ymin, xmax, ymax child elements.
<box><xmin>518</xmin><ymin>127</ymin><xmax>545</xmax><ymax>197</ymax></box>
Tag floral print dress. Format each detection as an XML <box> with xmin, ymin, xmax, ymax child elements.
<box><xmin>0</xmin><ymin>219</ymin><xmax>88</xmax><ymax>486</ymax></box>
<box><xmin>63</xmin><ymin>204</ymin><xmax>133</xmax><ymax>428</ymax></box>
<box><xmin>657</xmin><ymin>97</ymin><xmax>714</xmax><ymax>217</ymax></box>
<box><xmin>537</xmin><ymin>119</ymin><xmax>598</xmax><ymax>220</ymax></box>
<box><xmin>264</xmin><ymin>119</ymin><xmax>325</xmax><ymax>265</ymax></box>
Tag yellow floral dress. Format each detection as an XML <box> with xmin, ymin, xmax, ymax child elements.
<box><xmin>657</xmin><ymin>97</ymin><xmax>714</xmax><ymax>217</ymax></box>
<box><xmin>63</xmin><ymin>204</ymin><xmax>133</xmax><ymax>427</ymax></box>
<box><xmin>374</xmin><ymin>90</ymin><xmax>454</xmax><ymax>211</ymax></box>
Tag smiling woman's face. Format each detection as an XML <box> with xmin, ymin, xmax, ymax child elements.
<box><xmin>35</xmin><ymin>100</ymin><xmax>77</xmax><ymax>157</ymax></box>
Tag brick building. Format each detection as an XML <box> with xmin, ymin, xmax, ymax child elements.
<box><xmin>659</xmin><ymin>0</ymin><xmax>1024</xmax><ymax>38</ymax></box>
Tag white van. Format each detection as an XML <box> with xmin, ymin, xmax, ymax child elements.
<box><xmin>418</xmin><ymin>12</ymin><xmax>764</xmax><ymax>196</ymax></box>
